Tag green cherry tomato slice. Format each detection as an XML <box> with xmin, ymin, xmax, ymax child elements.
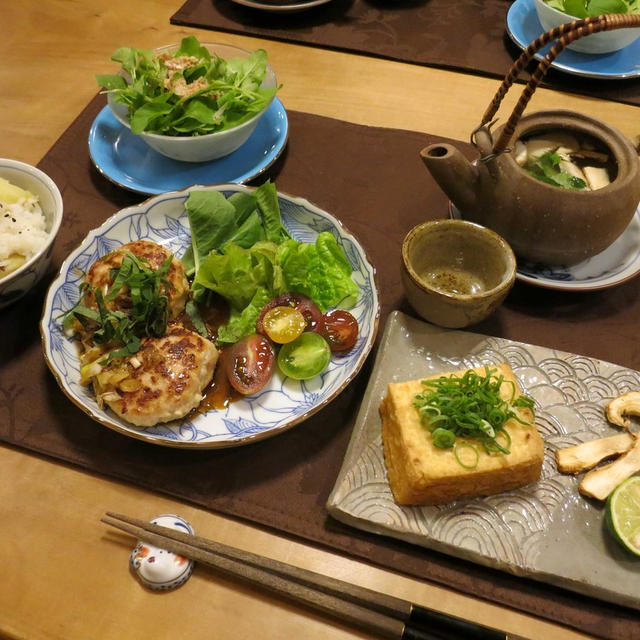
<box><xmin>277</xmin><ymin>332</ymin><xmax>331</xmax><ymax>380</ymax></box>
<box><xmin>262</xmin><ymin>306</ymin><xmax>307</xmax><ymax>344</ymax></box>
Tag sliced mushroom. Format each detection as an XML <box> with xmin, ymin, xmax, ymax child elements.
<box><xmin>514</xmin><ymin>140</ymin><xmax>527</xmax><ymax>166</ymax></box>
<box><xmin>558</xmin><ymin>158</ymin><xmax>587</xmax><ymax>183</ymax></box>
<box><xmin>571</xmin><ymin>149</ymin><xmax>610</xmax><ymax>163</ymax></box>
<box><xmin>606</xmin><ymin>391</ymin><xmax>640</xmax><ymax>429</ymax></box>
<box><xmin>523</xmin><ymin>138</ymin><xmax>557</xmax><ymax>160</ymax></box>
<box><xmin>523</xmin><ymin>133</ymin><xmax>579</xmax><ymax>157</ymax></box>
<box><xmin>556</xmin><ymin>432</ymin><xmax>635</xmax><ymax>474</ymax></box>
<box><xmin>579</xmin><ymin>436</ymin><xmax>640</xmax><ymax>500</ymax></box>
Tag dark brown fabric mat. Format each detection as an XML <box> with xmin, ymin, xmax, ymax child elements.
<box><xmin>170</xmin><ymin>0</ymin><xmax>640</xmax><ymax>106</ymax></box>
<box><xmin>2</xmin><ymin>93</ymin><xmax>640</xmax><ymax>639</ymax></box>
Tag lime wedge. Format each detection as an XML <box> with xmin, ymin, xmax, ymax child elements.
<box><xmin>606</xmin><ymin>475</ymin><xmax>640</xmax><ymax>557</ymax></box>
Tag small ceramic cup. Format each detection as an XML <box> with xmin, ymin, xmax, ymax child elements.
<box><xmin>401</xmin><ymin>219</ymin><xmax>516</xmax><ymax>329</ymax></box>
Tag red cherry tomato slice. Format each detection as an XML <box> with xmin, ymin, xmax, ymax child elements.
<box><xmin>224</xmin><ymin>334</ymin><xmax>276</xmax><ymax>395</ymax></box>
<box><xmin>261</xmin><ymin>306</ymin><xmax>307</xmax><ymax>344</ymax></box>
<box><xmin>257</xmin><ymin>293</ymin><xmax>323</xmax><ymax>334</ymax></box>
<box><xmin>317</xmin><ymin>309</ymin><xmax>359</xmax><ymax>352</ymax></box>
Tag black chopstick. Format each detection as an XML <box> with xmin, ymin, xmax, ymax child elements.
<box><xmin>102</xmin><ymin>512</ymin><xmax>528</xmax><ymax>640</ymax></box>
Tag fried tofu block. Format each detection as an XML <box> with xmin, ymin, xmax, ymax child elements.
<box><xmin>380</xmin><ymin>363</ymin><xmax>544</xmax><ymax>506</ymax></box>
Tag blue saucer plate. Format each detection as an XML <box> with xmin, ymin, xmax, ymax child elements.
<box><xmin>88</xmin><ymin>99</ymin><xmax>289</xmax><ymax>195</ymax></box>
<box><xmin>506</xmin><ymin>0</ymin><xmax>640</xmax><ymax>79</ymax></box>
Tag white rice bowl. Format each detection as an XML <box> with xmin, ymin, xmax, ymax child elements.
<box><xmin>0</xmin><ymin>193</ymin><xmax>49</xmax><ymax>278</ymax></box>
<box><xmin>0</xmin><ymin>159</ymin><xmax>63</xmax><ymax>309</ymax></box>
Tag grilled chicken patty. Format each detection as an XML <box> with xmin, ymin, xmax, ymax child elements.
<box><xmin>77</xmin><ymin>239</ymin><xmax>220</xmax><ymax>427</ymax></box>
<box><xmin>84</xmin><ymin>240</ymin><xmax>189</xmax><ymax>319</ymax></box>
<box><xmin>101</xmin><ymin>323</ymin><xmax>219</xmax><ymax>427</ymax></box>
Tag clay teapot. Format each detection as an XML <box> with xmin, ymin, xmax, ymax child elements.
<box><xmin>421</xmin><ymin>110</ymin><xmax>640</xmax><ymax>265</ymax></box>
<box><xmin>420</xmin><ymin>14</ymin><xmax>640</xmax><ymax>266</ymax></box>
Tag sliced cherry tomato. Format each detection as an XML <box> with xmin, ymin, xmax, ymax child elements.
<box><xmin>261</xmin><ymin>306</ymin><xmax>307</xmax><ymax>344</ymax></box>
<box><xmin>224</xmin><ymin>334</ymin><xmax>275</xmax><ymax>395</ymax></box>
<box><xmin>291</xmin><ymin>295</ymin><xmax>323</xmax><ymax>332</ymax></box>
<box><xmin>317</xmin><ymin>309</ymin><xmax>359</xmax><ymax>352</ymax></box>
<box><xmin>277</xmin><ymin>332</ymin><xmax>331</xmax><ymax>380</ymax></box>
<box><xmin>257</xmin><ymin>293</ymin><xmax>323</xmax><ymax>334</ymax></box>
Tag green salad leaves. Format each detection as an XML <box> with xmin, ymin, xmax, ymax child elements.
<box><xmin>545</xmin><ymin>0</ymin><xmax>640</xmax><ymax>17</ymax></box>
<box><xmin>97</xmin><ymin>36</ymin><xmax>278</xmax><ymax>136</ymax></box>
<box><xmin>185</xmin><ymin>182</ymin><xmax>360</xmax><ymax>345</ymax></box>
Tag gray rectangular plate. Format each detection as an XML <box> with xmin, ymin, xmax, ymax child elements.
<box><xmin>327</xmin><ymin>311</ymin><xmax>640</xmax><ymax>609</ymax></box>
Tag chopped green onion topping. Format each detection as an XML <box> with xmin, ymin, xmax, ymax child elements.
<box><xmin>432</xmin><ymin>427</ymin><xmax>456</xmax><ymax>449</ymax></box>
<box><xmin>454</xmin><ymin>442</ymin><xmax>480</xmax><ymax>469</ymax></box>
<box><xmin>412</xmin><ymin>366</ymin><xmax>534</xmax><ymax>465</ymax></box>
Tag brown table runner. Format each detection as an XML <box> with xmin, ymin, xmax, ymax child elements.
<box><xmin>171</xmin><ymin>0</ymin><xmax>640</xmax><ymax>107</ymax></box>
<box><xmin>2</xmin><ymin>94</ymin><xmax>640</xmax><ymax>639</ymax></box>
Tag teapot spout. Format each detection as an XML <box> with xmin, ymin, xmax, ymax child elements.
<box><xmin>420</xmin><ymin>143</ymin><xmax>480</xmax><ymax>214</ymax></box>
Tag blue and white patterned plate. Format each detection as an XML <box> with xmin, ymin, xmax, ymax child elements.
<box><xmin>40</xmin><ymin>185</ymin><xmax>380</xmax><ymax>448</ymax></box>
<box><xmin>451</xmin><ymin>204</ymin><xmax>640</xmax><ymax>291</ymax></box>
<box><xmin>88</xmin><ymin>100</ymin><xmax>289</xmax><ymax>195</ymax></box>
<box><xmin>506</xmin><ymin>0</ymin><xmax>640</xmax><ymax>79</ymax></box>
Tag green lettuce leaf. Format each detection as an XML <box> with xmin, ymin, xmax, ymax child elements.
<box><xmin>255</xmin><ymin>180</ymin><xmax>290</xmax><ymax>243</ymax></box>
<box><xmin>563</xmin><ymin>0</ymin><xmax>589</xmax><ymax>16</ymax></box>
<box><xmin>182</xmin><ymin>182</ymin><xmax>279</xmax><ymax>275</ymax></box>
<box><xmin>587</xmin><ymin>0</ymin><xmax>628</xmax><ymax>13</ymax></box>
<box><xmin>275</xmin><ymin>232</ymin><xmax>359</xmax><ymax>311</ymax></box>
<box><xmin>546</xmin><ymin>0</ymin><xmax>635</xmax><ymax>15</ymax></box>
<box><xmin>193</xmin><ymin>242</ymin><xmax>277</xmax><ymax>344</ymax></box>
<box><xmin>185</xmin><ymin>190</ymin><xmax>239</xmax><ymax>275</ymax></box>
<box><xmin>95</xmin><ymin>74</ymin><xmax>128</xmax><ymax>91</ymax></box>
<box><xmin>193</xmin><ymin>242</ymin><xmax>276</xmax><ymax>309</ymax></box>
<box><xmin>227</xmin><ymin>191</ymin><xmax>258</xmax><ymax>225</ymax></box>
<box><xmin>216</xmin><ymin>286</ymin><xmax>272</xmax><ymax>345</ymax></box>
<box><xmin>223</xmin><ymin>210</ymin><xmax>266</xmax><ymax>249</ymax></box>
<box><xmin>175</xmin><ymin>35</ymin><xmax>212</xmax><ymax>59</ymax></box>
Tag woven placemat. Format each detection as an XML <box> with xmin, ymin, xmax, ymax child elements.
<box><xmin>171</xmin><ymin>0</ymin><xmax>640</xmax><ymax>106</ymax></box>
<box><xmin>1</xmin><ymin>94</ymin><xmax>639</xmax><ymax>639</ymax></box>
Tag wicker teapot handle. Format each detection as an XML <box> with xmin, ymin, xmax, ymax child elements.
<box><xmin>479</xmin><ymin>13</ymin><xmax>640</xmax><ymax>155</ymax></box>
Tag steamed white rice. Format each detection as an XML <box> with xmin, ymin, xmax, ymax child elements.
<box><xmin>0</xmin><ymin>195</ymin><xmax>48</xmax><ymax>277</ymax></box>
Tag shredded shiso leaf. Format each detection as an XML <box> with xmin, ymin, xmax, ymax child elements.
<box><xmin>63</xmin><ymin>252</ymin><xmax>173</xmax><ymax>364</ymax></box>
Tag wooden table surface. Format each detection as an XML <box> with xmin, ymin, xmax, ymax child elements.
<box><xmin>3</xmin><ymin>2</ymin><xmax>638</xmax><ymax>639</ymax></box>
